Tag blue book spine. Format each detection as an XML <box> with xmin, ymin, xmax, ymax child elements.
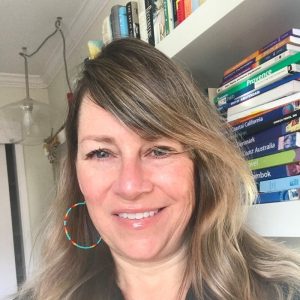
<box><xmin>233</xmin><ymin>100</ymin><xmax>300</xmax><ymax>134</ymax></box>
<box><xmin>253</xmin><ymin>160</ymin><xmax>300</xmax><ymax>183</ymax></box>
<box><xmin>244</xmin><ymin>132</ymin><xmax>300</xmax><ymax>159</ymax></box>
<box><xmin>257</xmin><ymin>188</ymin><xmax>300</xmax><ymax>204</ymax></box>
<box><xmin>119</xmin><ymin>6</ymin><xmax>129</xmax><ymax>37</ymax></box>
<box><xmin>259</xmin><ymin>174</ymin><xmax>300</xmax><ymax>192</ymax></box>
<box><xmin>239</xmin><ymin>117</ymin><xmax>300</xmax><ymax>147</ymax></box>
<box><xmin>234</xmin><ymin>107</ymin><xmax>300</xmax><ymax>137</ymax></box>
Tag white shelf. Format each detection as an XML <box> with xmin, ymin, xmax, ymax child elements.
<box><xmin>247</xmin><ymin>201</ymin><xmax>300</xmax><ymax>237</ymax></box>
<box><xmin>157</xmin><ymin>0</ymin><xmax>300</xmax><ymax>238</ymax></box>
<box><xmin>157</xmin><ymin>0</ymin><xmax>300</xmax><ymax>88</ymax></box>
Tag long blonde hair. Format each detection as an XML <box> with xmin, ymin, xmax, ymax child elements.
<box><xmin>19</xmin><ymin>38</ymin><xmax>300</xmax><ymax>299</ymax></box>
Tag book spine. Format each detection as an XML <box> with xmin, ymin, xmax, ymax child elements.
<box><xmin>132</xmin><ymin>1</ymin><xmax>141</xmax><ymax>38</ymax></box>
<box><xmin>223</xmin><ymin>74</ymin><xmax>300</xmax><ymax>115</ymax></box>
<box><xmin>253</xmin><ymin>160</ymin><xmax>300</xmax><ymax>183</ymax></box>
<box><xmin>176</xmin><ymin>0</ymin><xmax>185</xmax><ymax>24</ymax></box>
<box><xmin>163</xmin><ymin>0</ymin><xmax>170</xmax><ymax>35</ymax></box>
<box><xmin>226</xmin><ymin>65</ymin><xmax>300</xmax><ymax>116</ymax></box>
<box><xmin>217</xmin><ymin>52</ymin><xmax>300</xmax><ymax>99</ymax></box>
<box><xmin>239</xmin><ymin>116</ymin><xmax>300</xmax><ymax>148</ymax></box>
<box><xmin>217</xmin><ymin>49</ymin><xmax>295</xmax><ymax>95</ymax></box>
<box><xmin>138</xmin><ymin>0</ymin><xmax>148</xmax><ymax>42</ymax></box>
<box><xmin>233</xmin><ymin>103</ymin><xmax>300</xmax><ymax>137</ymax></box>
<box><xmin>144</xmin><ymin>0</ymin><xmax>155</xmax><ymax>45</ymax></box>
<box><xmin>227</xmin><ymin>91</ymin><xmax>300</xmax><ymax>123</ymax></box>
<box><xmin>224</xmin><ymin>33</ymin><xmax>300</xmax><ymax>77</ymax></box>
<box><xmin>126</xmin><ymin>2</ymin><xmax>140</xmax><ymax>38</ymax></box>
<box><xmin>153</xmin><ymin>0</ymin><xmax>166</xmax><ymax>45</ymax></box>
<box><xmin>257</xmin><ymin>188</ymin><xmax>300</xmax><ymax>204</ymax></box>
<box><xmin>119</xmin><ymin>6</ymin><xmax>129</xmax><ymax>37</ymax></box>
<box><xmin>102</xmin><ymin>16</ymin><xmax>113</xmax><ymax>45</ymax></box>
<box><xmin>184</xmin><ymin>0</ymin><xmax>191</xmax><ymax>18</ymax></box>
<box><xmin>259</xmin><ymin>174</ymin><xmax>300</xmax><ymax>193</ymax></box>
<box><xmin>172</xmin><ymin>0</ymin><xmax>178</xmax><ymax>27</ymax></box>
<box><xmin>248</xmin><ymin>148</ymin><xmax>300</xmax><ymax>171</ymax></box>
<box><xmin>243</xmin><ymin>132</ymin><xmax>300</xmax><ymax>159</ymax></box>
<box><xmin>218</xmin><ymin>65</ymin><xmax>300</xmax><ymax>110</ymax></box>
<box><xmin>167</xmin><ymin>0</ymin><xmax>174</xmax><ymax>31</ymax></box>
<box><xmin>111</xmin><ymin>5</ymin><xmax>122</xmax><ymax>40</ymax></box>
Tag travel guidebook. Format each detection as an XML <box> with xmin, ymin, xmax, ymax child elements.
<box><xmin>214</xmin><ymin>28</ymin><xmax>300</xmax><ymax>203</ymax></box>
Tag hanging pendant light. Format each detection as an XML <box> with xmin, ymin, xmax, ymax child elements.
<box><xmin>0</xmin><ymin>17</ymin><xmax>72</xmax><ymax>146</ymax></box>
<box><xmin>1</xmin><ymin>48</ymin><xmax>54</xmax><ymax>145</ymax></box>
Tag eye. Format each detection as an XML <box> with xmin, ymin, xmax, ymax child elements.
<box><xmin>85</xmin><ymin>148</ymin><xmax>112</xmax><ymax>160</ymax></box>
<box><xmin>147</xmin><ymin>146</ymin><xmax>177</xmax><ymax>158</ymax></box>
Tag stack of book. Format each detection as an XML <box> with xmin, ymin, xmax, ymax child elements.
<box><xmin>214</xmin><ymin>28</ymin><xmax>300</xmax><ymax>205</ymax></box>
<box><xmin>101</xmin><ymin>0</ymin><xmax>207</xmax><ymax>46</ymax></box>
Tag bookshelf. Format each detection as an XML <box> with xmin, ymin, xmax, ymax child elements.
<box><xmin>156</xmin><ymin>0</ymin><xmax>300</xmax><ymax>237</ymax></box>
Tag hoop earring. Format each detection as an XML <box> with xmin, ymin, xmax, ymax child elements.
<box><xmin>64</xmin><ymin>201</ymin><xmax>102</xmax><ymax>250</ymax></box>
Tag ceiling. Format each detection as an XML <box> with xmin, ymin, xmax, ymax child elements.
<box><xmin>0</xmin><ymin>0</ymin><xmax>108</xmax><ymax>87</ymax></box>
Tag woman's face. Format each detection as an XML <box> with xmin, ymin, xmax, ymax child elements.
<box><xmin>76</xmin><ymin>97</ymin><xmax>195</xmax><ymax>262</ymax></box>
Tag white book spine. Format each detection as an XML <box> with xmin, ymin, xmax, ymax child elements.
<box><xmin>138</xmin><ymin>0</ymin><xmax>148</xmax><ymax>43</ymax></box>
<box><xmin>227</xmin><ymin>79</ymin><xmax>300</xmax><ymax>117</ymax></box>
<box><xmin>227</xmin><ymin>91</ymin><xmax>300</xmax><ymax>123</ymax></box>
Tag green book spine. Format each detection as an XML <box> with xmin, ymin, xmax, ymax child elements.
<box><xmin>217</xmin><ymin>51</ymin><xmax>300</xmax><ymax>99</ymax></box>
<box><xmin>163</xmin><ymin>0</ymin><xmax>170</xmax><ymax>35</ymax></box>
<box><xmin>248</xmin><ymin>148</ymin><xmax>300</xmax><ymax>171</ymax></box>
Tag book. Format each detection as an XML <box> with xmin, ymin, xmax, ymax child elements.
<box><xmin>227</xmin><ymin>91</ymin><xmax>300</xmax><ymax>123</ymax></box>
<box><xmin>226</xmin><ymin>76</ymin><xmax>300</xmax><ymax>116</ymax></box>
<box><xmin>172</xmin><ymin>0</ymin><xmax>178</xmax><ymax>27</ymax></box>
<box><xmin>167</xmin><ymin>0</ymin><xmax>174</xmax><ymax>32</ymax></box>
<box><xmin>144</xmin><ymin>0</ymin><xmax>155</xmax><ymax>45</ymax></box>
<box><xmin>243</xmin><ymin>132</ymin><xmax>300</xmax><ymax>159</ymax></box>
<box><xmin>176</xmin><ymin>0</ymin><xmax>185</xmax><ymax>24</ymax></box>
<box><xmin>239</xmin><ymin>116</ymin><xmax>300</xmax><ymax>148</ymax></box>
<box><xmin>233</xmin><ymin>107</ymin><xmax>300</xmax><ymax>137</ymax></box>
<box><xmin>119</xmin><ymin>6</ymin><xmax>129</xmax><ymax>38</ymax></box>
<box><xmin>253</xmin><ymin>160</ymin><xmax>300</xmax><ymax>183</ymax></box>
<box><xmin>259</xmin><ymin>174</ymin><xmax>300</xmax><ymax>193</ymax></box>
<box><xmin>256</xmin><ymin>188</ymin><xmax>300</xmax><ymax>204</ymax></box>
<box><xmin>217</xmin><ymin>52</ymin><xmax>300</xmax><ymax>99</ymax></box>
<box><xmin>248</xmin><ymin>148</ymin><xmax>300</xmax><ymax>171</ymax></box>
<box><xmin>153</xmin><ymin>0</ymin><xmax>166</xmax><ymax>45</ymax></box>
<box><xmin>184</xmin><ymin>0</ymin><xmax>191</xmax><ymax>19</ymax></box>
<box><xmin>222</xmin><ymin>44</ymin><xmax>300</xmax><ymax>85</ymax></box>
<box><xmin>102</xmin><ymin>16</ymin><xmax>113</xmax><ymax>45</ymax></box>
<box><xmin>126</xmin><ymin>1</ymin><xmax>140</xmax><ymax>38</ymax></box>
<box><xmin>223</xmin><ymin>30</ymin><xmax>300</xmax><ymax>77</ymax></box>
<box><xmin>110</xmin><ymin>5</ymin><xmax>121</xmax><ymax>40</ymax></box>
<box><xmin>138</xmin><ymin>0</ymin><xmax>149</xmax><ymax>42</ymax></box>
<box><xmin>217</xmin><ymin>48</ymin><xmax>299</xmax><ymax>95</ymax></box>
<box><xmin>218</xmin><ymin>64</ymin><xmax>300</xmax><ymax>110</ymax></box>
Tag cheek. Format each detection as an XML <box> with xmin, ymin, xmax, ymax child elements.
<box><xmin>76</xmin><ymin>163</ymin><xmax>103</xmax><ymax>202</ymax></box>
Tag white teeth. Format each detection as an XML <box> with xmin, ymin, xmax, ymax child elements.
<box><xmin>118</xmin><ymin>210</ymin><xmax>159</xmax><ymax>220</ymax></box>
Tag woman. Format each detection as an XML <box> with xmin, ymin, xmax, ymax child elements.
<box><xmin>19</xmin><ymin>38</ymin><xmax>300</xmax><ymax>299</ymax></box>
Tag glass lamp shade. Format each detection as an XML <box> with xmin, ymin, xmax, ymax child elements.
<box><xmin>0</xmin><ymin>98</ymin><xmax>55</xmax><ymax>146</ymax></box>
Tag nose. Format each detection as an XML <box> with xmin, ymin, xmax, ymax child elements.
<box><xmin>112</xmin><ymin>158</ymin><xmax>153</xmax><ymax>200</ymax></box>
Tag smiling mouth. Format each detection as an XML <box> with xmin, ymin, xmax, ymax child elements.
<box><xmin>116</xmin><ymin>208</ymin><xmax>164</xmax><ymax>220</ymax></box>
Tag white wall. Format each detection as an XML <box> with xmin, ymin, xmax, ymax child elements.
<box><xmin>0</xmin><ymin>86</ymin><xmax>55</xmax><ymax>244</ymax></box>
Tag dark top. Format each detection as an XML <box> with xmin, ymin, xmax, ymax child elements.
<box><xmin>112</xmin><ymin>285</ymin><xmax>197</xmax><ymax>300</ymax></box>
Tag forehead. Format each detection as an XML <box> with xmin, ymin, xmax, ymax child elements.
<box><xmin>78</xmin><ymin>96</ymin><xmax>163</xmax><ymax>143</ymax></box>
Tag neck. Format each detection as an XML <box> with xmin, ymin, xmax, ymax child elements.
<box><xmin>112</xmin><ymin>246</ymin><xmax>190</xmax><ymax>300</ymax></box>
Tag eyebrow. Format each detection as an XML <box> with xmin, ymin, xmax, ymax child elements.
<box><xmin>78</xmin><ymin>135</ymin><xmax>117</xmax><ymax>145</ymax></box>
